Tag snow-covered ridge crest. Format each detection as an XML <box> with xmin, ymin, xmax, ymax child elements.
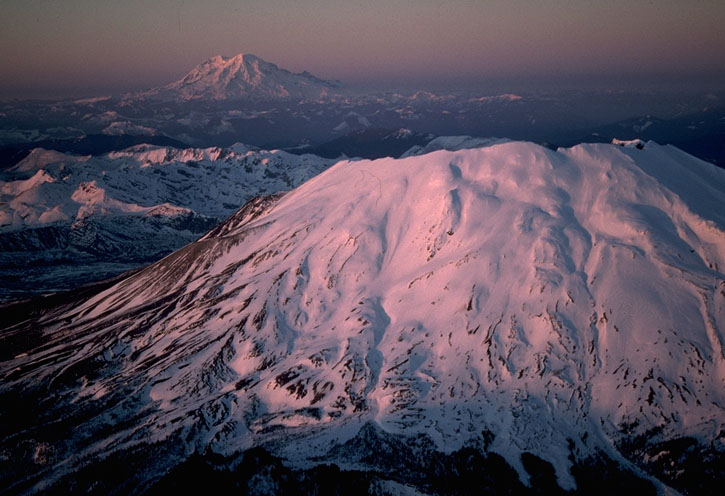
<box><xmin>0</xmin><ymin>142</ymin><xmax>335</xmax><ymax>298</ymax></box>
<box><xmin>138</xmin><ymin>53</ymin><xmax>341</xmax><ymax>102</ymax></box>
<box><xmin>1</xmin><ymin>141</ymin><xmax>724</xmax><ymax>492</ymax></box>
<box><xmin>0</xmin><ymin>143</ymin><xmax>333</xmax><ymax>230</ymax></box>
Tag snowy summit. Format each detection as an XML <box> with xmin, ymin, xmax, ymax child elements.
<box><xmin>1</xmin><ymin>141</ymin><xmax>724</xmax><ymax>493</ymax></box>
<box><xmin>139</xmin><ymin>53</ymin><xmax>340</xmax><ymax>102</ymax></box>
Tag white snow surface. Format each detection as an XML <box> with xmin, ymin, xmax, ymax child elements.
<box><xmin>3</xmin><ymin>141</ymin><xmax>724</xmax><ymax>488</ymax></box>
<box><xmin>136</xmin><ymin>53</ymin><xmax>340</xmax><ymax>102</ymax></box>
<box><xmin>0</xmin><ymin>145</ymin><xmax>334</xmax><ymax>231</ymax></box>
<box><xmin>401</xmin><ymin>135</ymin><xmax>510</xmax><ymax>157</ymax></box>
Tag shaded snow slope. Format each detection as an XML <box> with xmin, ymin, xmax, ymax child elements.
<box><xmin>1</xmin><ymin>141</ymin><xmax>724</xmax><ymax>493</ymax></box>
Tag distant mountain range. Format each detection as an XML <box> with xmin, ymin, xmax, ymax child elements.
<box><xmin>0</xmin><ymin>134</ymin><xmax>190</xmax><ymax>172</ymax></box>
<box><xmin>1</xmin><ymin>53</ymin><xmax>722</xmax><ymax>165</ymax></box>
<box><xmin>0</xmin><ymin>144</ymin><xmax>334</xmax><ymax>300</ymax></box>
<box><xmin>292</xmin><ymin>128</ymin><xmax>434</xmax><ymax>159</ymax></box>
<box><xmin>570</xmin><ymin>108</ymin><xmax>725</xmax><ymax>167</ymax></box>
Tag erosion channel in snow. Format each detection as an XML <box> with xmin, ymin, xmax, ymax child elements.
<box><xmin>1</xmin><ymin>141</ymin><xmax>724</xmax><ymax>494</ymax></box>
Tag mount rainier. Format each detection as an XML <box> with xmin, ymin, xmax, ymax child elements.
<box><xmin>136</xmin><ymin>53</ymin><xmax>341</xmax><ymax>102</ymax></box>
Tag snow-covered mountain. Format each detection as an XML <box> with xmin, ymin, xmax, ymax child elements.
<box><xmin>1</xmin><ymin>141</ymin><xmax>724</xmax><ymax>494</ymax></box>
<box><xmin>137</xmin><ymin>54</ymin><xmax>341</xmax><ymax>102</ymax></box>
<box><xmin>0</xmin><ymin>144</ymin><xmax>334</xmax><ymax>299</ymax></box>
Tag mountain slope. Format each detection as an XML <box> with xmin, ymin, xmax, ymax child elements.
<box><xmin>1</xmin><ymin>141</ymin><xmax>724</xmax><ymax>494</ymax></box>
<box><xmin>138</xmin><ymin>54</ymin><xmax>340</xmax><ymax>102</ymax></box>
<box><xmin>0</xmin><ymin>144</ymin><xmax>333</xmax><ymax>299</ymax></box>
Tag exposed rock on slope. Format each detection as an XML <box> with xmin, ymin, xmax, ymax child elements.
<box><xmin>1</xmin><ymin>141</ymin><xmax>724</xmax><ymax>494</ymax></box>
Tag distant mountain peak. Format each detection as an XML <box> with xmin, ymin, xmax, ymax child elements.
<box><xmin>139</xmin><ymin>53</ymin><xmax>340</xmax><ymax>102</ymax></box>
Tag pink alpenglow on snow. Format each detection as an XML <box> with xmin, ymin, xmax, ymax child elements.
<box><xmin>2</xmin><ymin>140</ymin><xmax>723</xmax><ymax>491</ymax></box>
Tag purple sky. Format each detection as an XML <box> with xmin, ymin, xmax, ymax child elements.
<box><xmin>1</xmin><ymin>0</ymin><xmax>724</xmax><ymax>98</ymax></box>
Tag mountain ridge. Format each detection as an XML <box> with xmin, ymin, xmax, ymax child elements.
<box><xmin>0</xmin><ymin>143</ymin><xmax>334</xmax><ymax>299</ymax></box>
<box><xmin>1</xmin><ymin>141</ymin><xmax>724</xmax><ymax>493</ymax></box>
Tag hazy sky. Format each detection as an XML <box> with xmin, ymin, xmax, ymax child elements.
<box><xmin>1</xmin><ymin>0</ymin><xmax>724</xmax><ymax>97</ymax></box>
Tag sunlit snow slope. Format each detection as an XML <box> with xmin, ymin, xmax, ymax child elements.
<box><xmin>1</xmin><ymin>141</ymin><xmax>724</xmax><ymax>493</ymax></box>
<box><xmin>138</xmin><ymin>53</ymin><xmax>340</xmax><ymax>102</ymax></box>
<box><xmin>1</xmin><ymin>143</ymin><xmax>332</xmax><ymax>230</ymax></box>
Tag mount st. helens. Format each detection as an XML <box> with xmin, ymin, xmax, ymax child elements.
<box><xmin>1</xmin><ymin>141</ymin><xmax>724</xmax><ymax>494</ymax></box>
